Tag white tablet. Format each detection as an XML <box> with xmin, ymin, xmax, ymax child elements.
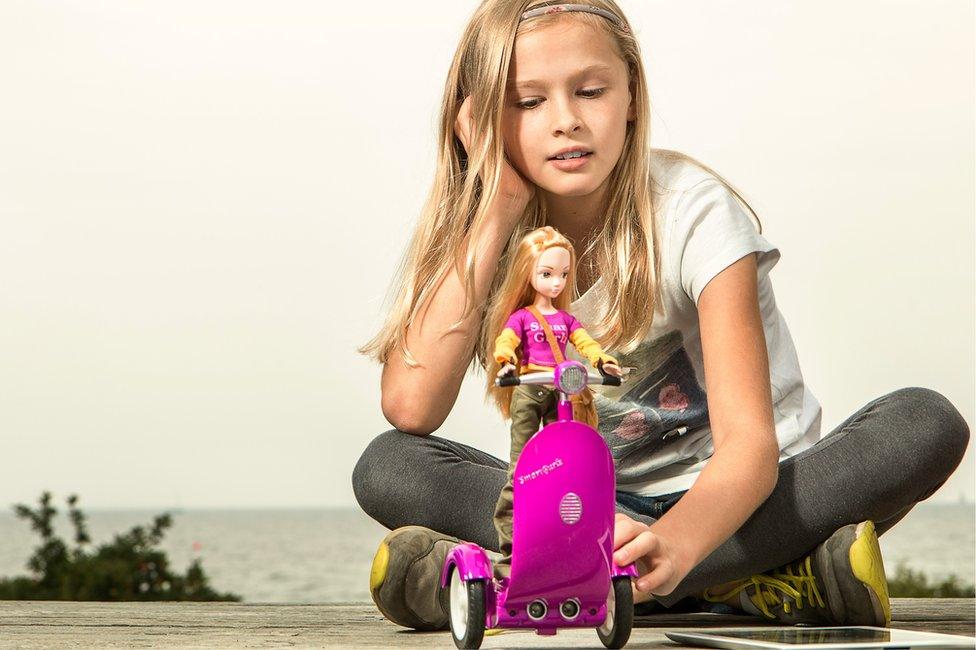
<box><xmin>665</xmin><ymin>627</ymin><xmax>976</xmax><ymax>650</ymax></box>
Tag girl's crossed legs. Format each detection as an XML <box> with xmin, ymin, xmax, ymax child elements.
<box><xmin>352</xmin><ymin>386</ymin><xmax>969</xmax><ymax>607</ymax></box>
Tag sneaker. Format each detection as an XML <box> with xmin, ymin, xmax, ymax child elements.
<box><xmin>701</xmin><ymin>520</ymin><xmax>891</xmax><ymax>626</ymax></box>
<box><xmin>368</xmin><ymin>525</ymin><xmax>461</xmax><ymax>631</ymax></box>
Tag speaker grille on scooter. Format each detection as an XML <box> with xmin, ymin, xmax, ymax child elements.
<box><xmin>557</xmin><ymin>364</ymin><xmax>586</xmax><ymax>394</ymax></box>
<box><xmin>559</xmin><ymin>492</ymin><xmax>582</xmax><ymax>524</ymax></box>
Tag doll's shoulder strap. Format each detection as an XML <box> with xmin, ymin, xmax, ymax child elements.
<box><xmin>525</xmin><ymin>305</ymin><xmax>565</xmax><ymax>364</ymax></box>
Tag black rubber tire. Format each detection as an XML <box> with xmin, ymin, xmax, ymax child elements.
<box><xmin>449</xmin><ymin>571</ymin><xmax>486</xmax><ymax>650</ymax></box>
<box><xmin>597</xmin><ymin>576</ymin><xmax>634</xmax><ymax>649</ymax></box>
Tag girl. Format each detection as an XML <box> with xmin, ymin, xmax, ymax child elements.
<box><xmin>354</xmin><ymin>0</ymin><xmax>970</xmax><ymax>633</ymax></box>
<box><xmin>488</xmin><ymin>225</ymin><xmax>623</xmax><ymax>580</ymax></box>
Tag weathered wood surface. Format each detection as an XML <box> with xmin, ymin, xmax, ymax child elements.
<box><xmin>0</xmin><ymin>599</ymin><xmax>971</xmax><ymax>649</ymax></box>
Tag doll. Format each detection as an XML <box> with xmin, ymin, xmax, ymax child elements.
<box><xmin>486</xmin><ymin>226</ymin><xmax>622</xmax><ymax>580</ymax></box>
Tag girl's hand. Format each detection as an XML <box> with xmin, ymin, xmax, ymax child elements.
<box><xmin>454</xmin><ymin>95</ymin><xmax>536</xmax><ymax>225</ymax></box>
<box><xmin>612</xmin><ymin>512</ymin><xmax>689</xmax><ymax>597</ymax></box>
<box><xmin>601</xmin><ymin>362</ymin><xmax>623</xmax><ymax>378</ymax></box>
<box><xmin>497</xmin><ymin>362</ymin><xmax>517</xmax><ymax>378</ymax></box>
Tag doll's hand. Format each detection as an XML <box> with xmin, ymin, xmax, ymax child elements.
<box><xmin>497</xmin><ymin>363</ymin><xmax>517</xmax><ymax>378</ymax></box>
<box><xmin>454</xmin><ymin>95</ymin><xmax>535</xmax><ymax>224</ymax></box>
<box><xmin>601</xmin><ymin>362</ymin><xmax>623</xmax><ymax>378</ymax></box>
<box><xmin>612</xmin><ymin>512</ymin><xmax>690</xmax><ymax>598</ymax></box>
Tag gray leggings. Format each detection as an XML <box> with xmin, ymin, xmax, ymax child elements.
<box><xmin>352</xmin><ymin>387</ymin><xmax>970</xmax><ymax>607</ymax></box>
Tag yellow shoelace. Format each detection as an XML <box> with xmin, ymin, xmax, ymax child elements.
<box><xmin>703</xmin><ymin>556</ymin><xmax>826</xmax><ymax>619</ymax></box>
<box><xmin>770</xmin><ymin>555</ymin><xmax>827</xmax><ymax>612</ymax></box>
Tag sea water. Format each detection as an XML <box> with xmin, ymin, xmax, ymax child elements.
<box><xmin>0</xmin><ymin>503</ymin><xmax>971</xmax><ymax>603</ymax></box>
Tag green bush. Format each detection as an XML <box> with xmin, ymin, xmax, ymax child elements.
<box><xmin>887</xmin><ymin>561</ymin><xmax>975</xmax><ymax>598</ymax></box>
<box><xmin>0</xmin><ymin>492</ymin><xmax>240</xmax><ymax>601</ymax></box>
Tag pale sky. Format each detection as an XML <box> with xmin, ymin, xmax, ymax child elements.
<box><xmin>0</xmin><ymin>1</ymin><xmax>972</xmax><ymax>509</ymax></box>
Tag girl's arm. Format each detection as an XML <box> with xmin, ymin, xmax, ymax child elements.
<box><xmin>381</xmin><ymin>214</ymin><xmax>519</xmax><ymax>435</ymax></box>
<box><xmin>613</xmin><ymin>253</ymin><xmax>781</xmax><ymax>596</ymax></box>
<box><xmin>381</xmin><ymin>95</ymin><xmax>534</xmax><ymax>435</ymax></box>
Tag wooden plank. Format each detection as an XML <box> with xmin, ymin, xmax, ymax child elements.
<box><xmin>0</xmin><ymin>599</ymin><xmax>971</xmax><ymax>648</ymax></box>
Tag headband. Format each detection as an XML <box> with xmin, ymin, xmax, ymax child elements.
<box><xmin>519</xmin><ymin>2</ymin><xmax>629</xmax><ymax>32</ymax></box>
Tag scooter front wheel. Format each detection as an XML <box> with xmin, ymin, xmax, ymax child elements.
<box><xmin>448</xmin><ymin>566</ymin><xmax>486</xmax><ymax>650</ymax></box>
<box><xmin>596</xmin><ymin>575</ymin><xmax>634</xmax><ymax>649</ymax></box>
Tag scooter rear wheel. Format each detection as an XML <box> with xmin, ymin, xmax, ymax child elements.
<box><xmin>448</xmin><ymin>567</ymin><xmax>486</xmax><ymax>650</ymax></box>
<box><xmin>597</xmin><ymin>575</ymin><xmax>634</xmax><ymax>648</ymax></box>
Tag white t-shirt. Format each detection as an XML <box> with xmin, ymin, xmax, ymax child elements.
<box><xmin>567</xmin><ymin>150</ymin><xmax>823</xmax><ymax>497</ymax></box>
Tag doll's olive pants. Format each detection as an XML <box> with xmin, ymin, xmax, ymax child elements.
<box><xmin>491</xmin><ymin>384</ymin><xmax>559</xmax><ymax>578</ymax></box>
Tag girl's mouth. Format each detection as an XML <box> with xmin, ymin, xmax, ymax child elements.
<box><xmin>549</xmin><ymin>152</ymin><xmax>592</xmax><ymax>171</ymax></box>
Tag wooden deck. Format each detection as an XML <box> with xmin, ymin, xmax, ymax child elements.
<box><xmin>0</xmin><ymin>599</ymin><xmax>972</xmax><ymax>648</ymax></box>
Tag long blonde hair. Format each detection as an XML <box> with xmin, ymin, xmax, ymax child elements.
<box><xmin>359</xmin><ymin>0</ymin><xmax>763</xmax><ymax>386</ymax></box>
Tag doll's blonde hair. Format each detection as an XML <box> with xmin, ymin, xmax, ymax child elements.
<box><xmin>359</xmin><ymin>0</ymin><xmax>763</xmax><ymax>396</ymax></box>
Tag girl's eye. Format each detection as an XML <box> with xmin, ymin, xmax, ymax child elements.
<box><xmin>542</xmin><ymin>271</ymin><xmax>551</xmax><ymax>278</ymax></box>
<box><xmin>562</xmin><ymin>272</ymin><xmax>569</xmax><ymax>278</ymax></box>
<box><xmin>516</xmin><ymin>88</ymin><xmax>606</xmax><ymax>110</ymax></box>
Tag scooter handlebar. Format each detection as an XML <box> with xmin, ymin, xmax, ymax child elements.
<box><xmin>495</xmin><ymin>370</ymin><xmax>621</xmax><ymax>388</ymax></box>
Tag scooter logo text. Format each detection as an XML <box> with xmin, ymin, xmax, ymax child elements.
<box><xmin>518</xmin><ymin>457</ymin><xmax>564</xmax><ymax>485</ymax></box>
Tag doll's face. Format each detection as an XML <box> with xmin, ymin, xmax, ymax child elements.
<box><xmin>531</xmin><ymin>246</ymin><xmax>572</xmax><ymax>300</ymax></box>
<box><xmin>501</xmin><ymin>18</ymin><xmax>635</xmax><ymax>199</ymax></box>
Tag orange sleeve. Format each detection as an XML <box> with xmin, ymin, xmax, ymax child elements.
<box><xmin>493</xmin><ymin>327</ymin><xmax>521</xmax><ymax>365</ymax></box>
<box><xmin>569</xmin><ymin>328</ymin><xmax>618</xmax><ymax>367</ymax></box>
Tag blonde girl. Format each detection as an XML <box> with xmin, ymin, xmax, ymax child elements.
<box><xmin>354</xmin><ymin>0</ymin><xmax>970</xmax><ymax>633</ymax></box>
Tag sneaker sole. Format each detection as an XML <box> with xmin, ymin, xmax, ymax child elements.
<box><xmin>369</xmin><ymin>538</ymin><xmax>390</xmax><ymax>593</ymax></box>
<box><xmin>848</xmin><ymin>520</ymin><xmax>891</xmax><ymax>626</ymax></box>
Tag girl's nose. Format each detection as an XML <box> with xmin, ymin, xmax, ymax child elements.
<box><xmin>551</xmin><ymin>95</ymin><xmax>583</xmax><ymax>136</ymax></box>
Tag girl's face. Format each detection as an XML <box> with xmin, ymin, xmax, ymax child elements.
<box><xmin>502</xmin><ymin>19</ymin><xmax>635</xmax><ymax>199</ymax></box>
<box><xmin>530</xmin><ymin>246</ymin><xmax>572</xmax><ymax>300</ymax></box>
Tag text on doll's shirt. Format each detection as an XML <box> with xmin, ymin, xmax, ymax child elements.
<box><xmin>504</xmin><ymin>308</ymin><xmax>582</xmax><ymax>368</ymax></box>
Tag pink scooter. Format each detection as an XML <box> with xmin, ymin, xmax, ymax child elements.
<box><xmin>440</xmin><ymin>359</ymin><xmax>639</xmax><ymax>649</ymax></box>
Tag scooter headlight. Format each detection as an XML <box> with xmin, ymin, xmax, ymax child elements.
<box><xmin>555</xmin><ymin>362</ymin><xmax>587</xmax><ymax>395</ymax></box>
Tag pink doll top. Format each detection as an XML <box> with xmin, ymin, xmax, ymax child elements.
<box><xmin>502</xmin><ymin>308</ymin><xmax>582</xmax><ymax>368</ymax></box>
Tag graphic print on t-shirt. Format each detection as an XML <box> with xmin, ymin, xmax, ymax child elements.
<box><xmin>592</xmin><ymin>330</ymin><xmax>709</xmax><ymax>477</ymax></box>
